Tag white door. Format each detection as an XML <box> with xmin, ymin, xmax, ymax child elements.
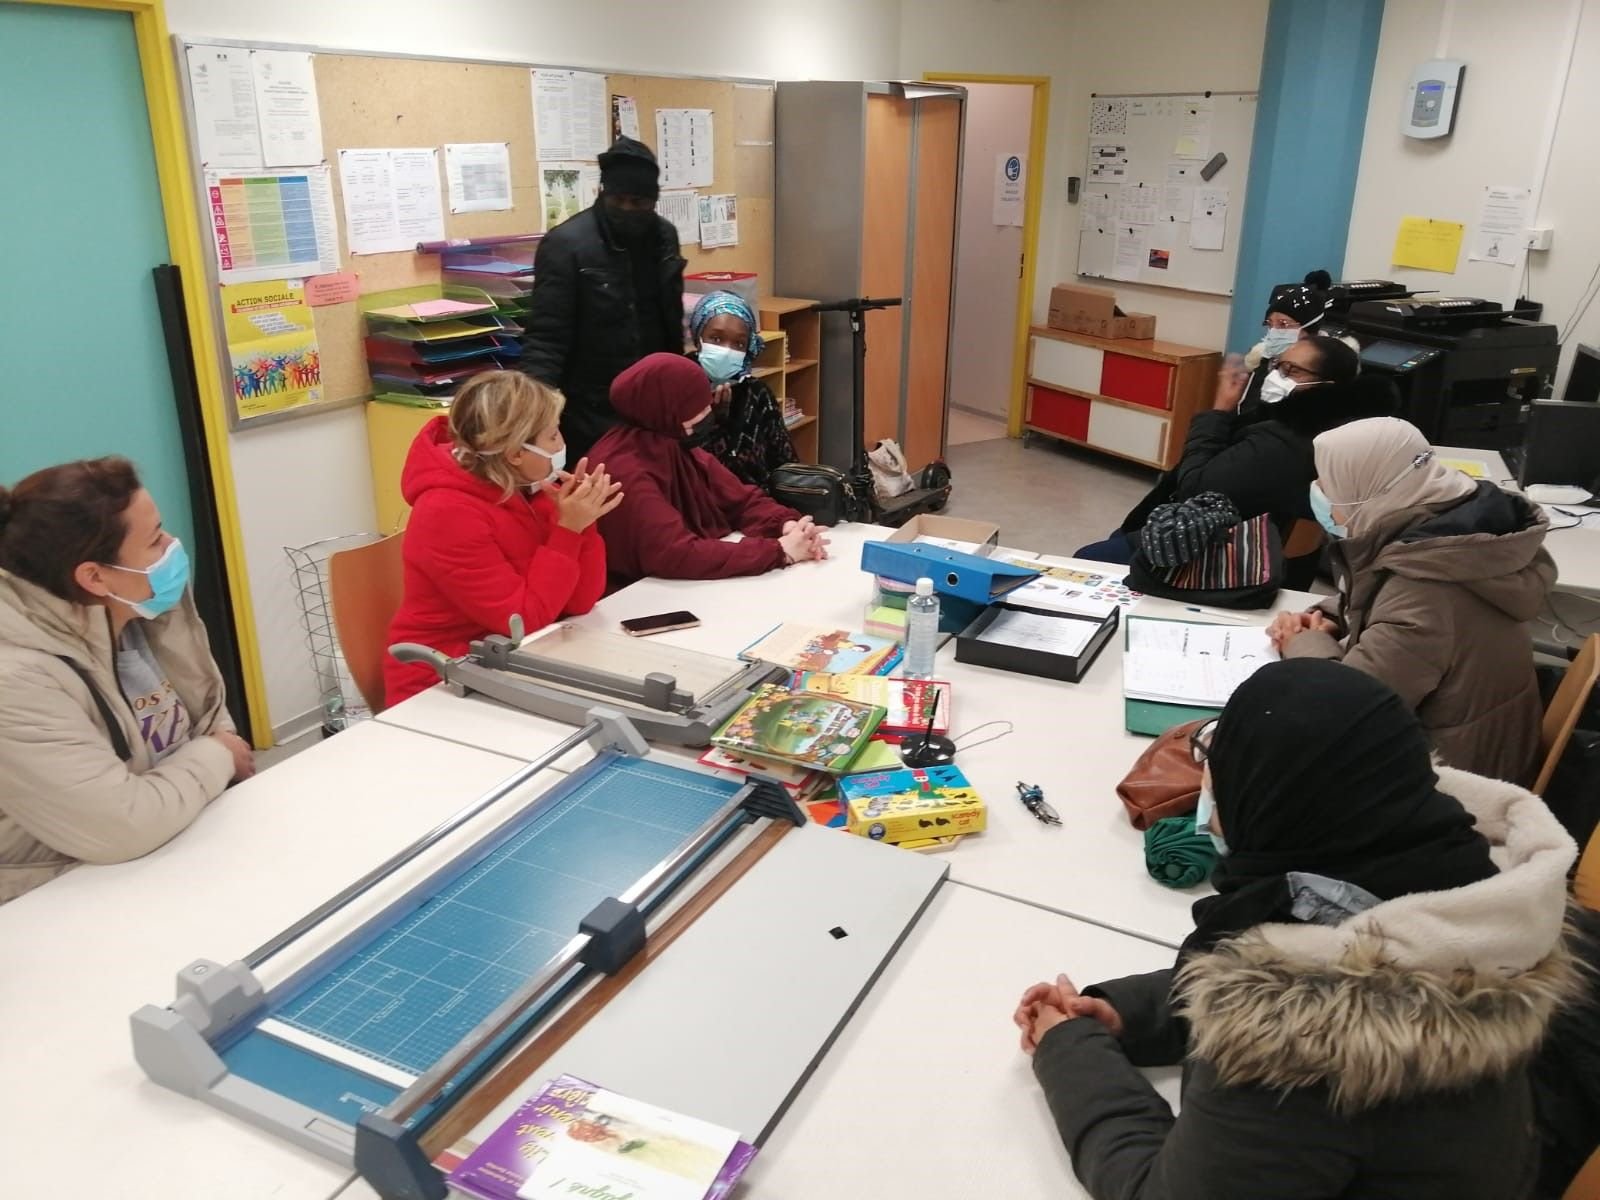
<box><xmin>948</xmin><ymin>82</ymin><xmax>1035</xmax><ymax>423</ymax></box>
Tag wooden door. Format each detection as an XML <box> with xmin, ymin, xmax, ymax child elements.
<box><xmin>904</xmin><ymin>97</ymin><xmax>961</xmax><ymax>467</ymax></box>
<box><xmin>861</xmin><ymin>94</ymin><xmax>912</xmax><ymax>451</ymax></box>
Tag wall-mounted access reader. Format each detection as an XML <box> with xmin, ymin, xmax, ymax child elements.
<box><xmin>1404</xmin><ymin>60</ymin><xmax>1464</xmax><ymax>140</ymax></box>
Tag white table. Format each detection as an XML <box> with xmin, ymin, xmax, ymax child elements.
<box><xmin>330</xmin><ymin>882</ymin><xmax>1180</xmax><ymax>1200</ymax></box>
<box><xmin>380</xmin><ymin>524</ymin><xmax>1312</xmax><ymax>947</ymax></box>
<box><xmin>1437</xmin><ymin>444</ymin><xmax>1600</xmax><ymax>597</ymax></box>
<box><xmin>0</xmin><ymin>721</ymin><xmax>559</xmax><ymax>1200</ymax></box>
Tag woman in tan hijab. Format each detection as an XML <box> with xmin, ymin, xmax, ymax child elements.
<box><xmin>1269</xmin><ymin>417</ymin><xmax>1555</xmax><ymax>784</ymax></box>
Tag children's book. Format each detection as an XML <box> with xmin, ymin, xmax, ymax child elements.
<box><xmin>710</xmin><ymin>684</ymin><xmax>885</xmax><ymax>774</ymax></box>
<box><xmin>695</xmin><ymin>745</ymin><xmax>817</xmax><ymax>795</ymax></box>
<box><xmin>738</xmin><ymin>623</ymin><xmax>903</xmax><ymax>676</ymax></box>
<box><xmin>794</xmin><ymin>673</ymin><xmax>951</xmax><ymax>738</ymax></box>
<box><xmin>446</xmin><ymin>1074</ymin><xmax>755</xmax><ymax>1200</ymax></box>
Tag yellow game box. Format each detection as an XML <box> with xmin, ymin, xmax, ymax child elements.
<box><xmin>839</xmin><ymin>765</ymin><xmax>986</xmax><ymax>844</ymax></box>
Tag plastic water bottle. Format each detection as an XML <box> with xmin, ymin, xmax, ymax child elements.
<box><xmin>904</xmin><ymin>577</ymin><xmax>940</xmax><ymax>679</ymax></box>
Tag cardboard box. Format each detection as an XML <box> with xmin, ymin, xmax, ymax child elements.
<box><xmin>884</xmin><ymin>514</ymin><xmax>1001</xmax><ymax>553</ymax></box>
<box><xmin>1047</xmin><ymin>283</ymin><xmax>1157</xmax><ymax>340</ymax></box>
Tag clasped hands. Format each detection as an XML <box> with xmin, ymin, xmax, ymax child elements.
<box><xmin>1266</xmin><ymin>608</ymin><xmax>1339</xmax><ymax>653</ymax></box>
<box><xmin>780</xmin><ymin>515</ymin><xmax>830</xmax><ymax>564</ymax></box>
<box><xmin>1012</xmin><ymin>973</ymin><xmax>1124</xmax><ymax>1056</ymax></box>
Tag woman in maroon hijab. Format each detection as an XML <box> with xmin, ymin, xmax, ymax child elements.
<box><xmin>591</xmin><ymin>353</ymin><xmax>828</xmax><ymax>591</ymax></box>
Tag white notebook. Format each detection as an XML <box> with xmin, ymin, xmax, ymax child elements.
<box><xmin>1122</xmin><ymin>617</ymin><xmax>1278</xmax><ymax>706</ymax></box>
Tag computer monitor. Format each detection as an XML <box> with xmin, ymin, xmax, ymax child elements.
<box><xmin>1520</xmin><ymin>399</ymin><xmax>1600</xmax><ymax>487</ymax></box>
<box><xmin>1562</xmin><ymin>343</ymin><xmax>1600</xmax><ymax>405</ymax></box>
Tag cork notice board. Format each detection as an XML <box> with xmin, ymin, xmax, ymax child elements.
<box><xmin>180</xmin><ymin>43</ymin><xmax>776</xmax><ymax>428</ymax></box>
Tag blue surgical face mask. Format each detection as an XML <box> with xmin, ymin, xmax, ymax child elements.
<box><xmin>1308</xmin><ymin>481</ymin><xmax>1348</xmax><ymax>539</ymax></box>
<box><xmin>698</xmin><ymin>342</ymin><xmax>746</xmax><ymax>383</ymax></box>
<box><xmin>104</xmin><ymin>539</ymin><xmax>190</xmax><ymax>620</ymax></box>
<box><xmin>1194</xmin><ymin>785</ymin><xmax>1230</xmax><ymax>856</ymax></box>
<box><xmin>1260</xmin><ymin>326</ymin><xmax>1299</xmax><ymax>359</ymax></box>
<box><xmin>521</xmin><ymin>442</ymin><xmax>566</xmax><ymax>483</ymax></box>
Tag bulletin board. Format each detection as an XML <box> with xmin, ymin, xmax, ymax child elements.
<box><xmin>1075</xmin><ymin>92</ymin><xmax>1257</xmax><ymax>298</ymax></box>
<box><xmin>175</xmin><ymin>39</ymin><xmax>777</xmax><ymax>428</ymax></box>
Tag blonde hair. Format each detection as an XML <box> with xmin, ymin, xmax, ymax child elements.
<box><xmin>448</xmin><ymin>371</ymin><xmax>566</xmax><ymax>496</ymax></box>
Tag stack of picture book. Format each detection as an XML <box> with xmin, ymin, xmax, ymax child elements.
<box><xmin>446</xmin><ymin>1074</ymin><xmax>755</xmax><ymax>1200</ymax></box>
<box><xmin>737</xmin><ymin>623</ymin><xmax>903</xmax><ymax>676</ymax></box>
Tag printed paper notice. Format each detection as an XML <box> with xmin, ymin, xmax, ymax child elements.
<box><xmin>658</xmin><ymin>189</ymin><xmax>699</xmax><ymax>246</ymax></box>
<box><xmin>220</xmin><ymin>280</ymin><xmax>322</xmax><ymax>419</ymax></box>
<box><xmin>1392</xmin><ymin>215</ymin><xmax>1465</xmax><ymax>273</ymax></box>
<box><xmin>533</xmin><ymin>69</ymin><xmax>608</xmax><ymax>161</ymax></box>
<box><xmin>698</xmin><ymin>193</ymin><xmax>738</xmax><ymax>248</ymax></box>
<box><xmin>1080</xmin><ymin>185</ymin><xmax>1119</xmax><ymax>232</ymax></box>
<box><xmin>994</xmin><ymin>153</ymin><xmax>1025</xmax><ymax>226</ymax></box>
<box><xmin>1190</xmin><ymin>186</ymin><xmax>1229</xmax><ymax>251</ymax></box>
<box><xmin>444</xmin><ymin>142</ymin><xmax>513</xmax><ymax>213</ymax></box>
<box><xmin>1089</xmin><ymin>99</ymin><xmax>1128</xmax><ymax>138</ymax></box>
<box><xmin>541</xmin><ymin>163</ymin><xmax>600</xmax><ymax>230</ymax></box>
<box><xmin>1174</xmin><ymin>100</ymin><xmax>1213</xmax><ymax>159</ymax></box>
<box><xmin>1112</xmin><ymin>225</ymin><xmax>1151</xmax><ymax>281</ymax></box>
<box><xmin>250</xmin><ymin>50</ymin><xmax>323</xmax><ymax>167</ymax></box>
<box><xmin>337</xmin><ymin>148</ymin><xmax>445</xmax><ymax>255</ymax></box>
<box><xmin>1088</xmin><ymin>141</ymin><xmax>1129</xmax><ymax>183</ymax></box>
<box><xmin>1469</xmin><ymin>185</ymin><xmax>1532</xmax><ymax>267</ymax></box>
<box><xmin>611</xmin><ymin>94</ymin><xmax>641</xmax><ymax>140</ymax></box>
<box><xmin>205</xmin><ymin>166</ymin><xmax>340</xmax><ymax>285</ymax></box>
<box><xmin>658</xmin><ymin>108</ymin><xmax>714</xmax><ymax>190</ymax></box>
<box><xmin>1159</xmin><ymin>183</ymin><xmax>1193</xmax><ymax>224</ymax></box>
<box><xmin>185</xmin><ymin>44</ymin><xmax>262</xmax><ymax>169</ymax></box>
<box><xmin>1116</xmin><ymin>183</ymin><xmax>1158</xmax><ymax>226</ymax></box>
<box><xmin>977</xmin><ymin>609</ymin><xmax>1096</xmax><ymax>657</ymax></box>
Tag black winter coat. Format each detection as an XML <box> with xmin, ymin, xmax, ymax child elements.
<box><xmin>520</xmin><ymin>204</ymin><xmax>687</xmax><ymax>459</ymax></box>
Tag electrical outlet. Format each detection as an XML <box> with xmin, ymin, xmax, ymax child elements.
<box><xmin>1526</xmin><ymin>226</ymin><xmax>1554</xmax><ymax>252</ymax></box>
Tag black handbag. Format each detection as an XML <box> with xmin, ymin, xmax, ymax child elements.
<box><xmin>770</xmin><ymin>462</ymin><xmax>855</xmax><ymax>526</ymax></box>
<box><xmin>1126</xmin><ymin>511</ymin><xmax>1285</xmax><ymax>609</ymax></box>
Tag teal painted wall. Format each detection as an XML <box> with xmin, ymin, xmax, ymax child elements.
<box><xmin>0</xmin><ymin>3</ymin><xmax>195</xmax><ymax>550</ymax></box>
<box><xmin>1228</xmin><ymin>0</ymin><xmax>1386</xmax><ymax>354</ymax></box>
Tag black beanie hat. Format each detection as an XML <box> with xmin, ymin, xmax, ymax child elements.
<box><xmin>598</xmin><ymin>136</ymin><xmax>660</xmax><ymax>200</ymax></box>
<box><xmin>1263</xmin><ymin>269</ymin><xmax>1332</xmax><ymax>327</ymax></box>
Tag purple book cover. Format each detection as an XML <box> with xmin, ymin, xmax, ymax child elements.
<box><xmin>447</xmin><ymin>1074</ymin><xmax>756</xmax><ymax>1200</ymax></box>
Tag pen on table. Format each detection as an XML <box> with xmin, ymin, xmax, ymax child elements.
<box><xmin>917</xmin><ymin>689</ymin><xmax>942</xmax><ymax>757</ymax></box>
<box><xmin>1183</xmin><ymin>605</ymin><xmax>1252</xmax><ymax>624</ymax></box>
<box><xmin>1016</xmin><ymin>781</ymin><xmax>1061</xmax><ymax>826</ymax></box>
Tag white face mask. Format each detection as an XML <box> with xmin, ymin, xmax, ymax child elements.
<box><xmin>1259</xmin><ymin>368</ymin><xmax>1297</xmax><ymax>405</ymax></box>
<box><xmin>1260</xmin><ymin>326</ymin><xmax>1300</xmax><ymax>359</ymax></box>
<box><xmin>521</xmin><ymin>442</ymin><xmax>566</xmax><ymax>483</ymax></box>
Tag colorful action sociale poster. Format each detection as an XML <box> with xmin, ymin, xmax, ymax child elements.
<box><xmin>220</xmin><ymin>280</ymin><xmax>323</xmax><ymax>419</ymax></box>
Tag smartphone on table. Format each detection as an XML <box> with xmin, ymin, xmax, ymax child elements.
<box><xmin>620</xmin><ymin>610</ymin><xmax>701</xmax><ymax>637</ymax></box>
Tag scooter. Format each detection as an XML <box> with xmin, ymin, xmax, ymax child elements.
<box><xmin>814</xmin><ymin>296</ymin><xmax>953</xmax><ymax>526</ymax></box>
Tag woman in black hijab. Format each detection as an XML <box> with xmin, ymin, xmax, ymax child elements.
<box><xmin>1011</xmin><ymin>659</ymin><xmax>1576</xmax><ymax>1200</ymax></box>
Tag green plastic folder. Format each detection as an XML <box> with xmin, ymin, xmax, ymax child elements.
<box><xmin>1122</xmin><ymin>615</ymin><xmax>1223</xmax><ymax>736</ymax></box>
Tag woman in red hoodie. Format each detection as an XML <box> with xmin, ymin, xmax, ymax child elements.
<box><xmin>383</xmin><ymin>371</ymin><xmax>620</xmax><ymax>707</ymax></box>
<box><xmin>590</xmin><ymin>353</ymin><xmax>827</xmax><ymax>591</ymax></box>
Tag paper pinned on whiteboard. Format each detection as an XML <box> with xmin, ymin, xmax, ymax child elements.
<box><xmin>444</xmin><ymin>142</ymin><xmax>513</xmax><ymax>213</ymax></box>
<box><xmin>1088</xmin><ymin>141</ymin><xmax>1130</xmax><ymax>182</ymax></box>
<box><xmin>1469</xmin><ymin>185</ymin><xmax>1532</xmax><ymax>267</ymax></box>
<box><xmin>1080</xmin><ymin>185</ymin><xmax>1119</xmax><ymax>232</ymax></box>
<box><xmin>186</xmin><ymin>44</ymin><xmax>263</xmax><ymax>169</ymax></box>
<box><xmin>1112</xmin><ymin>225</ymin><xmax>1151</xmax><ymax>280</ymax></box>
<box><xmin>1115</xmin><ymin>183</ymin><xmax>1158</xmax><ymax>226</ymax></box>
<box><xmin>1159</xmin><ymin>183</ymin><xmax>1193</xmax><ymax>224</ymax></box>
<box><xmin>250</xmin><ymin>50</ymin><xmax>323</xmax><ymax>167</ymax></box>
<box><xmin>1190</xmin><ymin>186</ymin><xmax>1228</xmax><ymax>251</ymax></box>
<box><xmin>1089</xmin><ymin>99</ymin><xmax>1129</xmax><ymax>138</ymax></box>
<box><xmin>1173</xmin><ymin>100</ymin><xmax>1213</xmax><ymax>159</ymax></box>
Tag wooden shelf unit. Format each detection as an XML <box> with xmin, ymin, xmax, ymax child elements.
<box><xmin>1024</xmin><ymin>326</ymin><xmax>1220</xmax><ymax>470</ymax></box>
<box><xmin>759</xmin><ymin>297</ymin><xmax>823</xmax><ymax>462</ymax></box>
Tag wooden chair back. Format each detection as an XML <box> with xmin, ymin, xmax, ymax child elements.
<box><xmin>327</xmin><ymin>532</ymin><xmax>407</xmax><ymax>714</ymax></box>
<box><xmin>1282</xmin><ymin>517</ymin><xmax>1324</xmax><ymax>560</ymax></box>
<box><xmin>1563</xmin><ymin>1144</ymin><xmax>1600</xmax><ymax>1200</ymax></box>
<box><xmin>1536</xmin><ymin>634</ymin><xmax>1600</xmax><ymax>797</ymax></box>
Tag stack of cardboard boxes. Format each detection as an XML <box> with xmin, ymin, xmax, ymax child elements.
<box><xmin>1047</xmin><ymin>283</ymin><xmax>1157</xmax><ymax>341</ymax></box>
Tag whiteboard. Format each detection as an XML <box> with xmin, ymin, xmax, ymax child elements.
<box><xmin>1075</xmin><ymin>93</ymin><xmax>1257</xmax><ymax>297</ymax></box>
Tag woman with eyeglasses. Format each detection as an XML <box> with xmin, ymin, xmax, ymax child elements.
<box><xmin>1013</xmin><ymin>658</ymin><xmax>1577</xmax><ymax>1199</ymax></box>
<box><xmin>1269</xmin><ymin>416</ymin><xmax>1554</xmax><ymax>784</ymax></box>
<box><xmin>1077</xmin><ymin>336</ymin><xmax>1394</xmax><ymax>588</ymax></box>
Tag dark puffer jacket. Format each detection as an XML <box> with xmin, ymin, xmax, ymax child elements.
<box><xmin>520</xmin><ymin>203</ymin><xmax>686</xmax><ymax>459</ymax></box>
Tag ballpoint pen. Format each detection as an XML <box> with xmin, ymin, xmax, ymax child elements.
<box><xmin>1016</xmin><ymin>781</ymin><xmax>1061</xmax><ymax>826</ymax></box>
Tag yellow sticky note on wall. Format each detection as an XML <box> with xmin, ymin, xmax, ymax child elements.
<box><xmin>1392</xmin><ymin>216</ymin><xmax>1465</xmax><ymax>273</ymax></box>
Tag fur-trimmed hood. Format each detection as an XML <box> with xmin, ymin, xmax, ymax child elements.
<box><xmin>1178</xmin><ymin>766</ymin><xmax>1580</xmax><ymax>1112</ymax></box>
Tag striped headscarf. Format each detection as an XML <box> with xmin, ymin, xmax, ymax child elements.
<box><xmin>688</xmin><ymin>291</ymin><xmax>765</xmax><ymax>375</ymax></box>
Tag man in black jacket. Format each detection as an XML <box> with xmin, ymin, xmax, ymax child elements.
<box><xmin>521</xmin><ymin>136</ymin><xmax>687</xmax><ymax>459</ymax></box>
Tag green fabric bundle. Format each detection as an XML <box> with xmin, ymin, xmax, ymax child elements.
<box><xmin>1144</xmin><ymin>814</ymin><xmax>1219</xmax><ymax>889</ymax></box>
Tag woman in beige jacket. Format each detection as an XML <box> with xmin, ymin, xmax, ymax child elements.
<box><xmin>0</xmin><ymin>457</ymin><xmax>254</xmax><ymax>904</ymax></box>
<box><xmin>1269</xmin><ymin>417</ymin><xmax>1555</xmax><ymax>784</ymax></box>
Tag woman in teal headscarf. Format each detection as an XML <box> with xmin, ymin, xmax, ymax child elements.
<box><xmin>687</xmin><ymin>291</ymin><xmax>797</xmax><ymax>490</ymax></box>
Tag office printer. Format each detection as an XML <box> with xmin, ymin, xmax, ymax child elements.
<box><xmin>1338</xmin><ymin>290</ymin><xmax>1557</xmax><ymax>452</ymax></box>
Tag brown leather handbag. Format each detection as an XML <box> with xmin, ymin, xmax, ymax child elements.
<box><xmin>1117</xmin><ymin>719</ymin><xmax>1207</xmax><ymax>830</ymax></box>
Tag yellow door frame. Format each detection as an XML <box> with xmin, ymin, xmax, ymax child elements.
<box><xmin>924</xmin><ymin>72</ymin><xmax>1050</xmax><ymax>439</ymax></box>
<box><xmin>15</xmin><ymin>0</ymin><xmax>272</xmax><ymax>746</ymax></box>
